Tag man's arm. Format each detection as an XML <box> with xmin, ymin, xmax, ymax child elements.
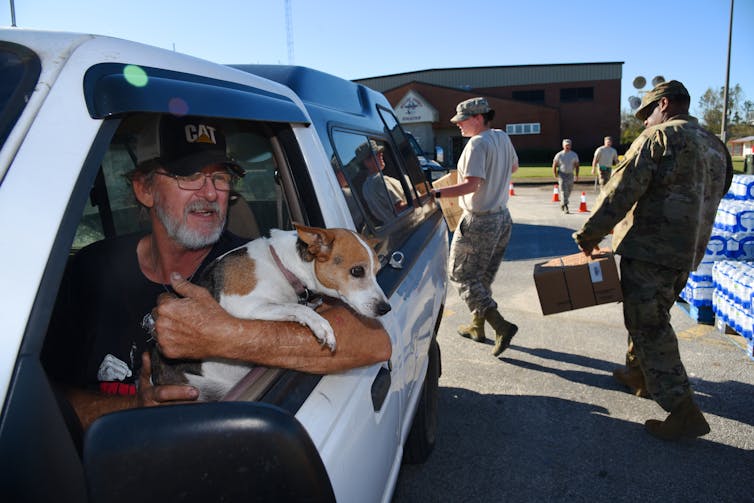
<box><xmin>65</xmin><ymin>352</ymin><xmax>200</xmax><ymax>430</ymax></box>
<box><xmin>574</xmin><ymin>138</ymin><xmax>654</xmax><ymax>254</ymax></box>
<box><xmin>591</xmin><ymin>149</ymin><xmax>599</xmax><ymax>175</ymax></box>
<box><xmin>430</xmin><ymin>175</ymin><xmax>482</xmax><ymax>198</ymax></box>
<box><xmin>153</xmin><ymin>274</ymin><xmax>392</xmax><ymax>373</ymax></box>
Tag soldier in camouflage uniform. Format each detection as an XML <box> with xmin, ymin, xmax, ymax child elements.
<box><xmin>430</xmin><ymin>97</ymin><xmax>519</xmax><ymax>356</ymax></box>
<box><xmin>573</xmin><ymin>80</ymin><xmax>733</xmax><ymax>440</ymax></box>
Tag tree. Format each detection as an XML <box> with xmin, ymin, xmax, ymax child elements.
<box><xmin>620</xmin><ymin>109</ymin><xmax>643</xmax><ymax>147</ymax></box>
<box><xmin>697</xmin><ymin>84</ymin><xmax>749</xmax><ymax>135</ymax></box>
<box><xmin>620</xmin><ymin>84</ymin><xmax>754</xmax><ymax>151</ymax></box>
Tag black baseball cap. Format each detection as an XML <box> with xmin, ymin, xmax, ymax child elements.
<box><xmin>136</xmin><ymin>115</ymin><xmax>244</xmax><ymax>176</ymax></box>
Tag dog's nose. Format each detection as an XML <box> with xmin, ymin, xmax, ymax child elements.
<box><xmin>376</xmin><ymin>301</ymin><xmax>391</xmax><ymax>316</ymax></box>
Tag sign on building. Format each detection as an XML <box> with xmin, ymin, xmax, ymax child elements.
<box><xmin>396</xmin><ymin>90</ymin><xmax>438</xmax><ymax>124</ymax></box>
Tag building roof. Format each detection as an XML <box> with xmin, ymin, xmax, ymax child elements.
<box><xmin>729</xmin><ymin>136</ymin><xmax>754</xmax><ymax>144</ymax></box>
<box><xmin>354</xmin><ymin>62</ymin><xmax>623</xmax><ymax>93</ymax></box>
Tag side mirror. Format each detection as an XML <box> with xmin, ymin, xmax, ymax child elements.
<box><xmin>84</xmin><ymin>402</ymin><xmax>335</xmax><ymax>502</ymax></box>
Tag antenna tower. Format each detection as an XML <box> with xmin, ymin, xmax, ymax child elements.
<box><xmin>285</xmin><ymin>0</ymin><xmax>294</xmax><ymax>64</ymax></box>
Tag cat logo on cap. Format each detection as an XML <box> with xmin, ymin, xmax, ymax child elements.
<box><xmin>184</xmin><ymin>124</ymin><xmax>218</xmax><ymax>145</ymax></box>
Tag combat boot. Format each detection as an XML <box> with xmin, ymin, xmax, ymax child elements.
<box><xmin>644</xmin><ymin>396</ymin><xmax>710</xmax><ymax>441</ymax></box>
<box><xmin>458</xmin><ymin>313</ymin><xmax>486</xmax><ymax>343</ymax></box>
<box><xmin>612</xmin><ymin>366</ymin><xmax>650</xmax><ymax>398</ymax></box>
<box><xmin>485</xmin><ymin>308</ymin><xmax>518</xmax><ymax>356</ymax></box>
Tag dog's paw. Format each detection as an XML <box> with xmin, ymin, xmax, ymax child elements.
<box><xmin>308</xmin><ymin>319</ymin><xmax>337</xmax><ymax>352</ymax></box>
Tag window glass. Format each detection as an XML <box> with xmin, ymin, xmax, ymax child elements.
<box><xmin>227</xmin><ymin>129</ymin><xmax>291</xmax><ymax>236</ymax></box>
<box><xmin>505</xmin><ymin>123</ymin><xmax>542</xmax><ymax>136</ymax></box>
<box><xmin>512</xmin><ymin>89</ymin><xmax>544</xmax><ymax>104</ymax></box>
<box><xmin>332</xmin><ymin>130</ymin><xmax>410</xmax><ymax>230</ymax></box>
<box><xmin>0</xmin><ymin>43</ymin><xmax>41</xmax><ymax>148</ymax></box>
<box><xmin>377</xmin><ymin>107</ymin><xmax>430</xmax><ymax>200</ymax></box>
<box><xmin>560</xmin><ymin>87</ymin><xmax>594</xmax><ymax>103</ymax></box>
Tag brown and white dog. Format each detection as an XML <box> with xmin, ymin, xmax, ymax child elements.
<box><xmin>151</xmin><ymin>223</ymin><xmax>391</xmax><ymax>401</ymax></box>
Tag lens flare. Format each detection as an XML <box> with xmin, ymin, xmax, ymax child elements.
<box><xmin>168</xmin><ymin>97</ymin><xmax>189</xmax><ymax>116</ymax></box>
<box><xmin>123</xmin><ymin>65</ymin><xmax>148</xmax><ymax>87</ymax></box>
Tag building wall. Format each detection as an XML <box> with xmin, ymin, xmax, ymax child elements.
<box><xmin>491</xmin><ymin>79</ymin><xmax>622</xmax><ymax>158</ymax></box>
<box><xmin>357</xmin><ymin>62</ymin><xmax>622</xmax><ymax>166</ymax></box>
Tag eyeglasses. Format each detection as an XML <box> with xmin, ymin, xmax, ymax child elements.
<box><xmin>154</xmin><ymin>170</ymin><xmax>235</xmax><ymax>192</ymax></box>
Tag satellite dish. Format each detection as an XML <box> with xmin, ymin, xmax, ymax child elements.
<box><xmin>632</xmin><ymin>76</ymin><xmax>646</xmax><ymax>89</ymax></box>
<box><xmin>628</xmin><ymin>96</ymin><xmax>641</xmax><ymax>110</ymax></box>
<box><xmin>651</xmin><ymin>75</ymin><xmax>665</xmax><ymax>87</ymax></box>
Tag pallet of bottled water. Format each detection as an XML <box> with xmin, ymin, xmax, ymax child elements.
<box><xmin>723</xmin><ymin>174</ymin><xmax>754</xmax><ymax>200</ymax></box>
<box><xmin>714</xmin><ymin>198</ymin><xmax>754</xmax><ymax>233</ymax></box>
<box><xmin>686</xmin><ymin>175</ymin><xmax>754</xmax><ymax>359</ymax></box>
<box><xmin>711</xmin><ymin>260</ymin><xmax>754</xmax><ymax>345</ymax></box>
<box><xmin>680</xmin><ymin>277</ymin><xmax>714</xmax><ymax>307</ymax></box>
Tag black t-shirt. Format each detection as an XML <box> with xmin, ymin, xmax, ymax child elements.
<box><xmin>43</xmin><ymin>231</ymin><xmax>247</xmax><ymax>395</ymax></box>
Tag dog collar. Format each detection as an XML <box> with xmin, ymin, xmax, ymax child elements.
<box><xmin>268</xmin><ymin>244</ymin><xmax>320</xmax><ymax>307</ymax></box>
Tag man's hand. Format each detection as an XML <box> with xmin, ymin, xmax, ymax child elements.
<box><xmin>573</xmin><ymin>232</ymin><xmax>601</xmax><ymax>257</ymax></box>
<box><xmin>577</xmin><ymin>240</ymin><xmax>601</xmax><ymax>256</ymax></box>
<box><xmin>137</xmin><ymin>352</ymin><xmax>199</xmax><ymax>406</ymax></box>
<box><xmin>153</xmin><ymin>272</ymin><xmax>239</xmax><ymax>360</ymax></box>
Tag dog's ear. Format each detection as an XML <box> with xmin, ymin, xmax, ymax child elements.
<box><xmin>296</xmin><ymin>225</ymin><xmax>334</xmax><ymax>262</ymax></box>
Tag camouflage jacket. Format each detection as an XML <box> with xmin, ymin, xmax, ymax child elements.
<box><xmin>574</xmin><ymin>114</ymin><xmax>732</xmax><ymax>271</ymax></box>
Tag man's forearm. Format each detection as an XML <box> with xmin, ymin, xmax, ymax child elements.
<box><xmin>180</xmin><ymin>304</ymin><xmax>392</xmax><ymax>374</ymax></box>
<box><xmin>65</xmin><ymin>387</ymin><xmax>136</xmax><ymax>431</ymax></box>
<box><xmin>232</xmin><ymin>308</ymin><xmax>391</xmax><ymax>373</ymax></box>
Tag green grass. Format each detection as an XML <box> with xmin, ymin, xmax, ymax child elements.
<box><xmin>513</xmin><ymin>157</ymin><xmax>747</xmax><ymax>179</ymax></box>
<box><xmin>733</xmin><ymin>157</ymin><xmax>744</xmax><ymax>173</ymax></box>
<box><xmin>513</xmin><ymin>165</ymin><xmax>554</xmax><ymax>179</ymax></box>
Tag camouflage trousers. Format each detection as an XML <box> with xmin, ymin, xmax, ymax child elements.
<box><xmin>449</xmin><ymin>208</ymin><xmax>512</xmax><ymax>316</ymax></box>
<box><xmin>558</xmin><ymin>172</ymin><xmax>574</xmax><ymax>208</ymax></box>
<box><xmin>620</xmin><ymin>257</ymin><xmax>692</xmax><ymax>412</ymax></box>
<box><xmin>597</xmin><ymin>166</ymin><xmax>612</xmax><ymax>190</ymax></box>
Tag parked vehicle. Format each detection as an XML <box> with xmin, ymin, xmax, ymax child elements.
<box><xmin>0</xmin><ymin>29</ymin><xmax>448</xmax><ymax>503</ymax></box>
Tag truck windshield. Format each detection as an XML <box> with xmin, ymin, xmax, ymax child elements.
<box><xmin>0</xmin><ymin>42</ymin><xmax>41</xmax><ymax>149</ymax></box>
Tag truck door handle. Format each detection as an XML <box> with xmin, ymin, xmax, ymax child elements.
<box><xmin>370</xmin><ymin>365</ymin><xmax>391</xmax><ymax>411</ymax></box>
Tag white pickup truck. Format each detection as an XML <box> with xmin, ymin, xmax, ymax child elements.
<box><xmin>0</xmin><ymin>29</ymin><xmax>448</xmax><ymax>502</ymax></box>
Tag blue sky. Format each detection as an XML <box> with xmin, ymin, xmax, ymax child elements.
<box><xmin>2</xmin><ymin>0</ymin><xmax>752</xmax><ymax>117</ymax></box>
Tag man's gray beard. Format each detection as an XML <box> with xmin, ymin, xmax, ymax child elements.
<box><xmin>154</xmin><ymin>195</ymin><xmax>225</xmax><ymax>250</ymax></box>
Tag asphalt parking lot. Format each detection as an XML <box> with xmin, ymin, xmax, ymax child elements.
<box><xmin>393</xmin><ymin>183</ymin><xmax>754</xmax><ymax>503</ymax></box>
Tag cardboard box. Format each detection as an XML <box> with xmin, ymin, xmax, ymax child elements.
<box><xmin>432</xmin><ymin>170</ymin><xmax>463</xmax><ymax>232</ymax></box>
<box><xmin>533</xmin><ymin>251</ymin><xmax>622</xmax><ymax>315</ymax></box>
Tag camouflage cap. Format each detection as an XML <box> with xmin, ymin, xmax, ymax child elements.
<box><xmin>634</xmin><ymin>80</ymin><xmax>690</xmax><ymax>121</ymax></box>
<box><xmin>451</xmin><ymin>97</ymin><xmax>492</xmax><ymax>123</ymax></box>
<box><xmin>355</xmin><ymin>139</ymin><xmax>384</xmax><ymax>162</ymax></box>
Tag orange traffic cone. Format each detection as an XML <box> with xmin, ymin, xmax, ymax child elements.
<box><xmin>551</xmin><ymin>184</ymin><xmax>560</xmax><ymax>202</ymax></box>
<box><xmin>509</xmin><ymin>183</ymin><xmax>516</xmax><ymax>196</ymax></box>
<box><xmin>578</xmin><ymin>192</ymin><xmax>589</xmax><ymax>212</ymax></box>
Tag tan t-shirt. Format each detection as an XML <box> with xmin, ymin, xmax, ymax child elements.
<box><xmin>457</xmin><ymin>129</ymin><xmax>518</xmax><ymax>213</ymax></box>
